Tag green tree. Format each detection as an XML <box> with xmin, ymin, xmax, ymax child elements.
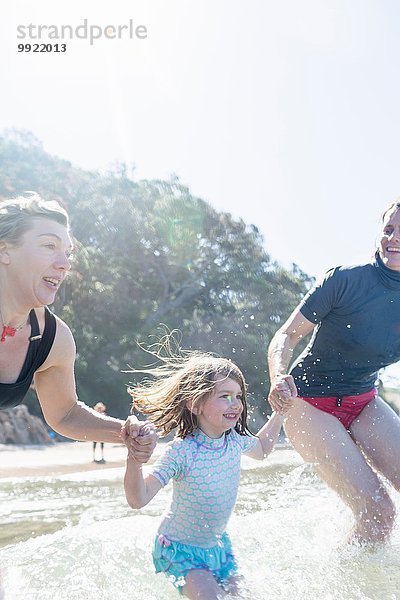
<box><xmin>0</xmin><ymin>130</ymin><xmax>313</xmax><ymax>423</ymax></box>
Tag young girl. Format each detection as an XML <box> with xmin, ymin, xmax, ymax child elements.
<box><xmin>124</xmin><ymin>351</ymin><xmax>284</xmax><ymax>599</ymax></box>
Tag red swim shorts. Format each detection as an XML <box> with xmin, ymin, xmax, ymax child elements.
<box><xmin>300</xmin><ymin>388</ymin><xmax>377</xmax><ymax>430</ymax></box>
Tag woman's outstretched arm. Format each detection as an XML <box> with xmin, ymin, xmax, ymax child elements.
<box><xmin>34</xmin><ymin>317</ymin><xmax>157</xmax><ymax>461</ymax></box>
<box><xmin>267</xmin><ymin>308</ymin><xmax>315</xmax><ymax>412</ymax></box>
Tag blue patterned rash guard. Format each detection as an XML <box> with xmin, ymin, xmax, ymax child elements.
<box><xmin>290</xmin><ymin>253</ymin><xmax>400</xmax><ymax>397</ymax></box>
<box><xmin>149</xmin><ymin>428</ymin><xmax>257</xmax><ymax>548</ymax></box>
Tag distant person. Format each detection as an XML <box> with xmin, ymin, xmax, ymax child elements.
<box><xmin>267</xmin><ymin>200</ymin><xmax>400</xmax><ymax>544</ymax></box>
<box><xmin>93</xmin><ymin>402</ymin><xmax>107</xmax><ymax>463</ymax></box>
<box><xmin>124</xmin><ymin>350</ymin><xmax>284</xmax><ymax>599</ymax></box>
<box><xmin>0</xmin><ymin>193</ymin><xmax>156</xmax><ymax>460</ymax></box>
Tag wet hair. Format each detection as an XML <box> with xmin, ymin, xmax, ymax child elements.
<box><xmin>127</xmin><ymin>340</ymin><xmax>252</xmax><ymax>439</ymax></box>
<box><xmin>0</xmin><ymin>192</ymin><xmax>69</xmax><ymax>246</ymax></box>
<box><xmin>382</xmin><ymin>200</ymin><xmax>400</xmax><ymax>223</ymax></box>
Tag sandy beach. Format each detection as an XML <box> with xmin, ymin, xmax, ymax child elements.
<box><xmin>0</xmin><ymin>439</ymin><xmax>292</xmax><ymax>479</ymax></box>
<box><xmin>0</xmin><ymin>441</ymin><xmax>162</xmax><ymax>479</ymax></box>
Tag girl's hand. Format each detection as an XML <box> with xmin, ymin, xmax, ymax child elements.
<box><xmin>268</xmin><ymin>374</ymin><xmax>297</xmax><ymax>414</ymax></box>
<box><xmin>122</xmin><ymin>416</ymin><xmax>158</xmax><ymax>463</ymax></box>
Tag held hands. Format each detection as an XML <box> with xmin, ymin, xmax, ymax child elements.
<box><xmin>121</xmin><ymin>415</ymin><xmax>157</xmax><ymax>463</ymax></box>
<box><xmin>268</xmin><ymin>374</ymin><xmax>297</xmax><ymax>414</ymax></box>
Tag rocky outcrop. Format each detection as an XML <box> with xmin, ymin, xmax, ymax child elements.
<box><xmin>0</xmin><ymin>405</ymin><xmax>54</xmax><ymax>444</ymax></box>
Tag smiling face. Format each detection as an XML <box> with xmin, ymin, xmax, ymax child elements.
<box><xmin>1</xmin><ymin>218</ymin><xmax>73</xmax><ymax>308</ymax></box>
<box><xmin>193</xmin><ymin>376</ymin><xmax>244</xmax><ymax>439</ymax></box>
<box><xmin>379</xmin><ymin>207</ymin><xmax>400</xmax><ymax>272</ymax></box>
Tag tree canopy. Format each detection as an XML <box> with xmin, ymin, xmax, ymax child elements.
<box><xmin>0</xmin><ymin>129</ymin><xmax>314</xmax><ymax>426</ymax></box>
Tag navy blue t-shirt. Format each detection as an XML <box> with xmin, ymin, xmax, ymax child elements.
<box><xmin>290</xmin><ymin>253</ymin><xmax>400</xmax><ymax>396</ymax></box>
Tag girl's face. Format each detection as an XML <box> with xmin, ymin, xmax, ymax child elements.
<box><xmin>1</xmin><ymin>218</ymin><xmax>73</xmax><ymax>308</ymax></box>
<box><xmin>379</xmin><ymin>208</ymin><xmax>400</xmax><ymax>271</ymax></box>
<box><xmin>194</xmin><ymin>376</ymin><xmax>244</xmax><ymax>439</ymax></box>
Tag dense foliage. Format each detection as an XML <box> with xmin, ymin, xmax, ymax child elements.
<box><xmin>0</xmin><ymin>130</ymin><xmax>314</xmax><ymax>427</ymax></box>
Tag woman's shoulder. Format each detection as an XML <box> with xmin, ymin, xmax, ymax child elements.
<box><xmin>318</xmin><ymin>261</ymin><xmax>374</xmax><ymax>289</ymax></box>
<box><xmin>325</xmin><ymin>260</ymin><xmax>372</xmax><ymax>278</ymax></box>
<box><xmin>54</xmin><ymin>314</ymin><xmax>75</xmax><ymax>346</ymax></box>
<box><xmin>34</xmin><ymin>308</ymin><xmax>72</xmax><ymax>337</ymax></box>
<box><xmin>308</xmin><ymin>262</ymin><xmax>377</xmax><ymax>309</ymax></box>
<box><xmin>40</xmin><ymin>311</ymin><xmax>76</xmax><ymax>367</ymax></box>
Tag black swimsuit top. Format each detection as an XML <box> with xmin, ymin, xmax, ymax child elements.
<box><xmin>0</xmin><ymin>307</ymin><xmax>56</xmax><ymax>409</ymax></box>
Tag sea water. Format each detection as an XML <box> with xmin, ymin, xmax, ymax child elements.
<box><xmin>0</xmin><ymin>447</ymin><xmax>399</xmax><ymax>599</ymax></box>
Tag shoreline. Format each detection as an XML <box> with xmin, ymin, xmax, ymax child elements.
<box><xmin>0</xmin><ymin>441</ymin><xmax>150</xmax><ymax>479</ymax></box>
<box><xmin>0</xmin><ymin>438</ymin><xmax>294</xmax><ymax>480</ymax></box>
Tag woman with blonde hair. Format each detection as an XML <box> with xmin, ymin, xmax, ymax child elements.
<box><xmin>0</xmin><ymin>192</ymin><xmax>155</xmax><ymax>459</ymax></box>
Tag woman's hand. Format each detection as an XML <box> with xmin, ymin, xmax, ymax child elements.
<box><xmin>268</xmin><ymin>374</ymin><xmax>297</xmax><ymax>414</ymax></box>
<box><xmin>122</xmin><ymin>415</ymin><xmax>158</xmax><ymax>463</ymax></box>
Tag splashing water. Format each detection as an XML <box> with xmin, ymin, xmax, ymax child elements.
<box><xmin>0</xmin><ymin>447</ymin><xmax>399</xmax><ymax>599</ymax></box>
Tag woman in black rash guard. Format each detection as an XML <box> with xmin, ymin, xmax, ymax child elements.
<box><xmin>0</xmin><ymin>193</ymin><xmax>155</xmax><ymax>460</ymax></box>
<box><xmin>267</xmin><ymin>200</ymin><xmax>400</xmax><ymax>544</ymax></box>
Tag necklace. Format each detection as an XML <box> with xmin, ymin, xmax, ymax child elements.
<box><xmin>0</xmin><ymin>309</ymin><xmax>28</xmax><ymax>343</ymax></box>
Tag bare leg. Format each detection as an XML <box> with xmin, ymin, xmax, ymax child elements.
<box><xmin>284</xmin><ymin>398</ymin><xmax>396</xmax><ymax>543</ymax></box>
<box><xmin>182</xmin><ymin>569</ymin><xmax>228</xmax><ymax>600</ymax></box>
<box><xmin>350</xmin><ymin>396</ymin><xmax>400</xmax><ymax>490</ymax></box>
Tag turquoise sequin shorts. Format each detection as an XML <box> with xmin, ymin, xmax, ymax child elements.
<box><xmin>153</xmin><ymin>532</ymin><xmax>237</xmax><ymax>592</ymax></box>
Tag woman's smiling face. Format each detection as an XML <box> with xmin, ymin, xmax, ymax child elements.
<box><xmin>379</xmin><ymin>207</ymin><xmax>400</xmax><ymax>272</ymax></box>
<box><xmin>3</xmin><ymin>218</ymin><xmax>73</xmax><ymax>307</ymax></box>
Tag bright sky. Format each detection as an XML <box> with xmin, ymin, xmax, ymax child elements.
<box><xmin>1</xmin><ymin>0</ymin><xmax>400</xmax><ymax>381</ymax></box>
<box><xmin>2</xmin><ymin>0</ymin><xmax>400</xmax><ymax>279</ymax></box>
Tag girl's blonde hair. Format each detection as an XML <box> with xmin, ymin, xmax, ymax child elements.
<box><xmin>127</xmin><ymin>341</ymin><xmax>252</xmax><ymax>439</ymax></box>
